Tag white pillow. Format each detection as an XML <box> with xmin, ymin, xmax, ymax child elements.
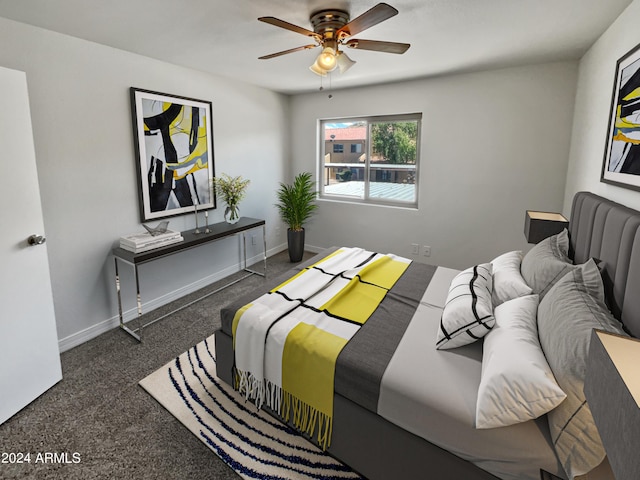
<box><xmin>436</xmin><ymin>263</ymin><xmax>494</xmax><ymax>350</ymax></box>
<box><xmin>490</xmin><ymin>251</ymin><xmax>533</xmax><ymax>306</ymax></box>
<box><xmin>475</xmin><ymin>294</ymin><xmax>566</xmax><ymax>429</ymax></box>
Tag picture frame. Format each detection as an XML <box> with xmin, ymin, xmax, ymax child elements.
<box><xmin>601</xmin><ymin>42</ymin><xmax>640</xmax><ymax>192</ymax></box>
<box><xmin>130</xmin><ymin>87</ymin><xmax>216</xmax><ymax>222</ymax></box>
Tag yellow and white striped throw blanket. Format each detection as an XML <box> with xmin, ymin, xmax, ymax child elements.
<box><xmin>232</xmin><ymin>247</ymin><xmax>410</xmax><ymax>449</ymax></box>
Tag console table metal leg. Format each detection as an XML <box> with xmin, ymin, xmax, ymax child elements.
<box><xmin>114</xmin><ymin>258</ymin><xmax>142</xmax><ymax>342</ymax></box>
<box><xmin>134</xmin><ymin>264</ymin><xmax>143</xmax><ymax>341</ymax></box>
<box><xmin>242</xmin><ymin>226</ymin><xmax>267</xmax><ymax>278</ymax></box>
<box><xmin>262</xmin><ymin>224</ymin><xmax>267</xmax><ymax>276</ymax></box>
<box><xmin>242</xmin><ymin>232</ymin><xmax>247</xmax><ymax>270</ymax></box>
<box><xmin>115</xmin><ymin>257</ymin><xmax>124</xmax><ymax>328</ymax></box>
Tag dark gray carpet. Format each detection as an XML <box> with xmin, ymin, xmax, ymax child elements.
<box><xmin>0</xmin><ymin>249</ymin><xmax>314</xmax><ymax>480</ymax></box>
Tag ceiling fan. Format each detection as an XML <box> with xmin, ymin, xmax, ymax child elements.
<box><xmin>258</xmin><ymin>2</ymin><xmax>410</xmax><ymax>76</ymax></box>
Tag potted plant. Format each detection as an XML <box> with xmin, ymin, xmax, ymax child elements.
<box><xmin>275</xmin><ymin>172</ymin><xmax>318</xmax><ymax>262</ymax></box>
<box><xmin>212</xmin><ymin>173</ymin><xmax>250</xmax><ymax>224</ymax></box>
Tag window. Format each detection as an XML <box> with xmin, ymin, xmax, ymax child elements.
<box><xmin>319</xmin><ymin>113</ymin><xmax>421</xmax><ymax>207</ymax></box>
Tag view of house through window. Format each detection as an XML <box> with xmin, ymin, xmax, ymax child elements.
<box><xmin>320</xmin><ymin>113</ymin><xmax>421</xmax><ymax>207</ymax></box>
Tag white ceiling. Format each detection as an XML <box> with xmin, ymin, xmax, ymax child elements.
<box><xmin>0</xmin><ymin>0</ymin><xmax>633</xmax><ymax>95</ymax></box>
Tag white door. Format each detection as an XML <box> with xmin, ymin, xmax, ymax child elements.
<box><xmin>0</xmin><ymin>66</ymin><xmax>62</xmax><ymax>424</ymax></box>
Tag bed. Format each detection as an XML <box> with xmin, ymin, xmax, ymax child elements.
<box><xmin>213</xmin><ymin>191</ymin><xmax>640</xmax><ymax>480</ymax></box>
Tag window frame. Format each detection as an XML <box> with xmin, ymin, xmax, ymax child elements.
<box><xmin>318</xmin><ymin>113</ymin><xmax>422</xmax><ymax>208</ymax></box>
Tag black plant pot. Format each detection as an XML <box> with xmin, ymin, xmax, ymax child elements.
<box><xmin>287</xmin><ymin>228</ymin><xmax>305</xmax><ymax>263</ymax></box>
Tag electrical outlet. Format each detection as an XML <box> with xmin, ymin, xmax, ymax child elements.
<box><xmin>411</xmin><ymin>243</ymin><xmax>419</xmax><ymax>255</ymax></box>
<box><xmin>422</xmin><ymin>245</ymin><xmax>431</xmax><ymax>257</ymax></box>
<box><xmin>251</xmin><ymin>235</ymin><xmax>257</xmax><ymax>246</ymax></box>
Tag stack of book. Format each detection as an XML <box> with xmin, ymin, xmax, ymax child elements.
<box><xmin>119</xmin><ymin>229</ymin><xmax>184</xmax><ymax>253</ymax></box>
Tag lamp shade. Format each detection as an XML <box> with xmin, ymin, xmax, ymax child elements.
<box><xmin>316</xmin><ymin>46</ymin><xmax>337</xmax><ymax>71</ymax></box>
<box><xmin>309</xmin><ymin>60</ymin><xmax>328</xmax><ymax>76</ymax></box>
<box><xmin>336</xmin><ymin>51</ymin><xmax>356</xmax><ymax>73</ymax></box>
<box><xmin>524</xmin><ymin>210</ymin><xmax>568</xmax><ymax>244</ymax></box>
<box><xmin>584</xmin><ymin>329</ymin><xmax>640</xmax><ymax>480</ymax></box>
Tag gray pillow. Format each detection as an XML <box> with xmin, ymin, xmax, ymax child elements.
<box><xmin>521</xmin><ymin>229</ymin><xmax>577</xmax><ymax>299</ymax></box>
<box><xmin>537</xmin><ymin>259</ymin><xmax>627</xmax><ymax>479</ymax></box>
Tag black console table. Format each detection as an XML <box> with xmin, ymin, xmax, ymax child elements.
<box><xmin>113</xmin><ymin>217</ymin><xmax>266</xmax><ymax>341</ymax></box>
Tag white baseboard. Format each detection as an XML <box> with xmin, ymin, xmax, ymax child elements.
<box><xmin>58</xmin><ymin>243</ymin><xmax>288</xmax><ymax>353</ymax></box>
<box><xmin>304</xmin><ymin>243</ymin><xmax>325</xmax><ymax>254</ymax></box>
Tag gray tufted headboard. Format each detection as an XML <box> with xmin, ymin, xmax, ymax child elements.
<box><xmin>569</xmin><ymin>192</ymin><xmax>640</xmax><ymax>337</ymax></box>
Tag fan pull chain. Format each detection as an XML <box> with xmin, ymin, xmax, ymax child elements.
<box><xmin>319</xmin><ymin>74</ymin><xmax>333</xmax><ymax>99</ymax></box>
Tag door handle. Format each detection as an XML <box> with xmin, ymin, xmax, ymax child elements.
<box><xmin>27</xmin><ymin>234</ymin><xmax>46</xmax><ymax>246</ymax></box>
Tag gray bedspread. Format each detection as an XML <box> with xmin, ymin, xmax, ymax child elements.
<box><xmin>376</xmin><ymin>266</ymin><xmax>564</xmax><ymax>480</ymax></box>
<box><xmin>334</xmin><ymin>261</ymin><xmax>437</xmax><ymax>411</ymax></box>
<box><xmin>219</xmin><ymin>248</ymin><xmax>565</xmax><ymax>480</ymax></box>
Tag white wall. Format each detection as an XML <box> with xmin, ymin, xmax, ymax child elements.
<box><xmin>0</xmin><ymin>13</ymin><xmax>593</xmax><ymax>351</ymax></box>
<box><xmin>290</xmin><ymin>62</ymin><xmax>578</xmax><ymax>269</ymax></box>
<box><xmin>0</xmin><ymin>17</ymin><xmax>289</xmax><ymax>351</ymax></box>
<box><xmin>564</xmin><ymin>0</ymin><xmax>640</xmax><ymax>212</ymax></box>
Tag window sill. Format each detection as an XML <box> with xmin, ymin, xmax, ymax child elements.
<box><xmin>318</xmin><ymin>195</ymin><xmax>418</xmax><ymax>211</ymax></box>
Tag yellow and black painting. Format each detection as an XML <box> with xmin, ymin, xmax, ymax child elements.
<box><xmin>131</xmin><ymin>88</ymin><xmax>215</xmax><ymax>221</ymax></box>
<box><xmin>603</xmin><ymin>46</ymin><xmax>640</xmax><ymax>191</ymax></box>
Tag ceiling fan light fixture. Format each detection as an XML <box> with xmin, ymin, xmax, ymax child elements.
<box><xmin>316</xmin><ymin>45</ymin><xmax>338</xmax><ymax>72</ymax></box>
<box><xmin>336</xmin><ymin>51</ymin><xmax>356</xmax><ymax>73</ymax></box>
<box><xmin>258</xmin><ymin>4</ymin><xmax>410</xmax><ymax>77</ymax></box>
<box><xmin>309</xmin><ymin>60</ymin><xmax>328</xmax><ymax>76</ymax></box>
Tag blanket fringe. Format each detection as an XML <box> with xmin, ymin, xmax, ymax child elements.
<box><xmin>265</xmin><ymin>379</ymin><xmax>281</xmax><ymax>412</ymax></box>
<box><xmin>282</xmin><ymin>389</ymin><xmax>333</xmax><ymax>451</ymax></box>
<box><xmin>234</xmin><ymin>369</ymin><xmax>333</xmax><ymax>451</ymax></box>
<box><xmin>235</xmin><ymin>368</ymin><xmax>266</xmax><ymax>409</ymax></box>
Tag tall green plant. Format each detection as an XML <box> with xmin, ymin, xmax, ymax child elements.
<box><xmin>275</xmin><ymin>172</ymin><xmax>318</xmax><ymax>231</ymax></box>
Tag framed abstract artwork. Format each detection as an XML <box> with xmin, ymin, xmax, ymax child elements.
<box><xmin>602</xmin><ymin>42</ymin><xmax>640</xmax><ymax>191</ymax></box>
<box><xmin>130</xmin><ymin>88</ymin><xmax>216</xmax><ymax>221</ymax></box>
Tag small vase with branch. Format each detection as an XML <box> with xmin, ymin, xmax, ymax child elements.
<box><xmin>212</xmin><ymin>173</ymin><xmax>250</xmax><ymax>224</ymax></box>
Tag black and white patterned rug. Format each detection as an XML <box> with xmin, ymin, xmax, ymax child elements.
<box><xmin>140</xmin><ymin>335</ymin><xmax>363</xmax><ymax>480</ymax></box>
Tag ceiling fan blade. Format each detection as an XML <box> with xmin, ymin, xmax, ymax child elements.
<box><xmin>259</xmin><ymin>44</ymin><xmax>318</xmax><ymax>60</ymax></box>
<box><xmin>337</xmin><ymin>3</ymin><xmax>398</xmax><ymax>38</ymax></box>
<box><xmin>258</xmin><ymin>16</ymin><xmax>321</xmax><ymax>39</ymax></box>
<box><xmin>345</xmin><ymin>39</ymin><xmax>410</xmax><ymax>54</ymax></box>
